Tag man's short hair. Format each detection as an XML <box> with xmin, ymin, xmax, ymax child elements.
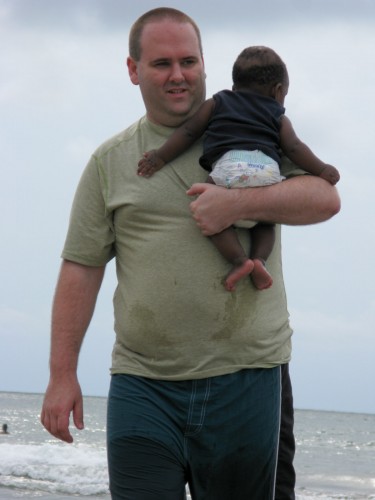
<box><xmin>129</xmin><ymin>7</ymin><xmax>203</xmax><ymax>61</ymax></box>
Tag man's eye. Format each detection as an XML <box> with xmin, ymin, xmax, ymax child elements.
<box><xmin>182</xmin><ymin>59</ymin><xmax>196</xmax><ymax>66</ymax></box>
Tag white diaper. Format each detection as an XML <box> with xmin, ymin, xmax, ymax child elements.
<box><xmin>210</xmin><ymin>150</ymin><xmax>285</xmax><ymax>228</ymax></box>
<box><xmin>210</xmin><ymin>149</ymin><xmax>285</xmax><ymax>189</ymax></box>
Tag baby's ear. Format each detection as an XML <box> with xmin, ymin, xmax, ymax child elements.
<box><xmin>273</xmin><ymin>82</ymin><xmax>287</xmax><ymax>105</ymax></box>
<box><xmin>271</xmin><ymin>83</ymin><xmax>282</xmax><ymax>98</ymax></box>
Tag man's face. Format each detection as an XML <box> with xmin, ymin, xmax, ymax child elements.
<box><xmin>127</xmin><ymin>20</ymin><xmax>206</xmax><ymax>127</ymax></box>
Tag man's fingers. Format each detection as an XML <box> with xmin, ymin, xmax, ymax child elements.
<box><xmin>186</xmin><ymin>183</ymin><xmax>208</xmax><ymax>197</ymax></box>
<box><xmin>56</xmin><ymin>414</ymin><xmax>74</xmax><ymax>443</ymax></box>
<box><xmin>73</xmin><ymin>398</ymin><xmax>84</xmax><ymax>431</ymax></box>
<box><xmin>41</xmin><ymin>405</ymin><xmax>74</xmax><ymax>443</ymax></box>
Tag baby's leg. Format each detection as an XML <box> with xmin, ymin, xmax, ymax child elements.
<box><xmin>210</xmin><ymin>228</ymin><xmax>254</xmax><ymax>292</ymax></box>
<box><xmin>251</xmin><ymin>259</ymin><xmax>273</xmax><ymax>290</ymax></box>
<box><xmin>249</xmin><ymin>224</ymin><xmax>275</xmax><ymax>290</ymax></box>
<box><xmin>205</xmin><ymin>175</ymin><xmax>253</xmax><ymax>291</ymax></box>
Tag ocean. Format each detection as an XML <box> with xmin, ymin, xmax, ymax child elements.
<box><xmin>0</xmin><ymin>391</ymin><xmax>374</xmax><ymax>499</ymax></box>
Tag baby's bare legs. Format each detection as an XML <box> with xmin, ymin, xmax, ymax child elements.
<box><xmin>249</xmin><ymin>223</ymin><xmax>275</xmax><ymax>290</ymax></box>
<box><xmin>209</xmin><ymin>223</ymin><xmax>274</xmax><ymax>291</ymax></box>
<box><xmin>209</xmin><ymin>228</ymin><xmax>253</xmax><ymax>292</ymax></box>
<box><xmin>204</xmin><ymin>175</ymin><xmax>252</xmax><ymax>291</ymax></box>
<box><xmin>225</xmin><ymin>258</ymin><xmax>255</xmax><ymax>292</ymax></box>
<box><xmin>204</xmin><ymin>177</ymin><xmax>274</xmax><ymax>291</ymax></box>
<box><xmin>250</xmin><ymin>258</ymin><xmax>273</xmax><ymax>290</ymax></box>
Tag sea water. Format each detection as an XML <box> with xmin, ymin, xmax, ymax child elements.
<box><xmin>0</xmin><ymin>392</ymin><xmax>374</xmax><ymax>499</ymax></box>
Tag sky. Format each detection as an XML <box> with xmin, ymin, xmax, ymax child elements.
<box><xmin>1</xmin><ymin>0</ymin><xmax>374</xmax><ymax>415</ymax></box>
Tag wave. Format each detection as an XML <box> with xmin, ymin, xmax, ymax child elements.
<box><xmin>0</xmin><ymin>442</ymin><xmax>109</xmax><ymax>496</ymax></box>
<box><xmin>1</xmin><ymin>442</ymin><xmax>374</xmax><ymax>498</ymax></box>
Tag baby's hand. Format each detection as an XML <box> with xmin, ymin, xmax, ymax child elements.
<box><xmin>319</xmin><ymin>164</ymin><xmax>340</xmax><ymax>185</ymax></box>
<box><xmin>137</xmin><ymin>150</ymin><xmax>165</xmax><ymax>178</ymax></box>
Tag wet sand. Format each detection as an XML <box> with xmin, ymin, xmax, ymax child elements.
<box><xmin>0</xmin><ymin>487</ymin><xmax>110</xmax><ymax>499</ymax></box>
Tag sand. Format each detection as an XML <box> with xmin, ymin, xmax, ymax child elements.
<box><xmin>0</xmin><ymin>487</ymin><xmax>110</xmax><ymax>499</ymax></box>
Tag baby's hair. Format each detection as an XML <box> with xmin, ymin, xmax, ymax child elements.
<box><xmin>232</xmin><ymin>46</ymin><xmax>288</xmax><ymax>90</ymax></box>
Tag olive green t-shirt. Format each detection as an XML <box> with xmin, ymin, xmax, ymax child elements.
<box><xmin>62</xmin><ymin>116</ymin><xmax>297</xmax><ymax>380</ymax></box>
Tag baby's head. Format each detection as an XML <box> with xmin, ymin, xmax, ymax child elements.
<box><xmin>232</xmin><ymin>46</ymin><xmax>289</xmax><ymax>104</ymax></box>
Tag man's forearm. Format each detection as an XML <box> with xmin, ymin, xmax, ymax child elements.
<box><xmin>41</xmin><ymin>260</ymin><xmax>105</xmax><ymax>443</ymax></box>
<box><xmin>235</xmin><ymin>175</ymin><xmax>341</xmax><ymax>225</ymax></box>
<box><xmin>187</xmin><ymin>175</ymin><xmax>341</xmax><ymax>235</ymax></box>
<box><xmin>49</xmin><ymin>260</ymin><xmax>105</xmax><ymax>378</ymax></box>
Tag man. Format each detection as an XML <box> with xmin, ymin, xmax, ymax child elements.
<box><xmin>41</xmin><ymin>8</ymin><xmax>340</xmax><ymax>500</ymax></box>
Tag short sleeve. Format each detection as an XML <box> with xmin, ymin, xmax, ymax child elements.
<box><xmin>61</xmin><ymin>155</ymin><xmax>115</xmax><ymax>266</ymax></box>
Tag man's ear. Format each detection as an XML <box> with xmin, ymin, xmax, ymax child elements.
<box><xmin>201</xmin><ymin>55</ymin><xmax>207</xmax><ymax>80</ymax></box>
<box><xmin>127</xmin><ymin>57</ymin><xmax>139</xmax><ymax>85</ymax></box>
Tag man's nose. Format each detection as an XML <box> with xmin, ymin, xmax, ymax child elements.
<box><xmin>169</xmin><ymin>63</ymin><xmax>184</xmax><ymax>82</ymax></box>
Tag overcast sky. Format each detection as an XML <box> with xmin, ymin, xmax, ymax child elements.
<box><xmin>1</xmin><ymin>0</ymin><xmax>374</xmax><ymax>415</ymax></box>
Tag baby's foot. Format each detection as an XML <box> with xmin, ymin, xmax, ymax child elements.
<box><xmin>225</xmin><ymin>259</ymin><xmax>254</xmax><ymax>292</ymax></box>
<box><xmin>251</xmin><ymin>259</ymin><xmax>273</xmax><ymax>290</ymax></box>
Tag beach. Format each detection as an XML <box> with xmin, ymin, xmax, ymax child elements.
<box><xmin>1</xmin><ymin>392</ymin><xmax>374</xmax><ymax>499</ymax></box>
<box><xmin>0</xmin><ymin>488</ymin><xmax>110</xmax><ymax>499</ymax></box>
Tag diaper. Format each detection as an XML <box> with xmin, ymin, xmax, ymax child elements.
<box><xmin>210</xmin><ymin>149</ymin><xmax>285</xmax><ymax>189</ymax></box>
<box><xmin>210</xmin><ymin>150</ymin><xmax>285</xmax><ymax>228</ymax></box>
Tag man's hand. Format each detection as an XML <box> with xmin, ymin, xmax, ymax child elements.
<box><xmin>41</xmin><ymin>376</ymin><xmax>84</xmax><ymax>443</ymax></box>
<box><xmin>187</xmin><ymin>183</ymin><xmax>237</xmax><ymax>235</ymax></box>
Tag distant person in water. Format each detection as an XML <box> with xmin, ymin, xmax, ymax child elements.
<box><xmin>1</xmin><ymin>424</ymin><xmax>9</xmax><ymax>434</ymax></box>
<box><xmin>138</xmin><ymin>45</ymin><xmax>340</xmax><ymax>292</ymax></box>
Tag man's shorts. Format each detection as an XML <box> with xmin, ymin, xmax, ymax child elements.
<box><xmin>107</xmin><ymin>368</ymin><xmax>281</xmax><ymax>500</ymax></box>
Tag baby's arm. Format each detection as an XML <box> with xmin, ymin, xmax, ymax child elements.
<box><xmin>279</xmin><ymin>115</ymin><xmax>340</xmax><ymax>185</ymax></box>
<box><xmin>138</xmin><ymin>150</ymin><xmax>166</xmax><ymax>177</ymax></box>
<box><xmin>138</xmin><ymin>98</ymin><xmax>215</xmax><ymax>178</ymax></box>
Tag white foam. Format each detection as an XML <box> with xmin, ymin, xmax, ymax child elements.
<box><xmin>1</xmin><ymin>441</ymin><xmax>374</xmax><ymax>498</ymax></box>
<box><xmin>0</xmin><ymin>443</ymin><xmax>109</xmax><ymax>495</ymax></box>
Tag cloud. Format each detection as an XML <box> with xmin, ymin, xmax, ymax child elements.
<box><xmin>0</xmin><ymin>305</ymin><xmax>31</xmax><ymax>329</ymax></box>
<box><xmin>1</xmin><ymin>0</ymin><xmax>374</xmax><ymax>414</ymax></box>
<box><xmin>290</xmin><ymin>302</ymin><xmax>375</xmax><ymax>413</ymax></box>
<box><xmin>290</xmin><ymin>300</ymin><xmax>375</xmax><ymax>344</ymax></box>
<box><xmin>3</xmin><ymin>0</ymin><xmax>375</xmax><ymax>34</ymax></box>
<box><xmin>0</xmin><ymin>304</ymin><xmax>49</xmax><ymax>339</ymax></box>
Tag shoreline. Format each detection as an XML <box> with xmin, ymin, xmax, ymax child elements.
<box><xmin>0</xmin><ymin>487</ymin><xmax>111</xmax><ymax>499</ymax></box>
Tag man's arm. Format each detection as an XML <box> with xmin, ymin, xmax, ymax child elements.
<box><xmin>41</xmin><ymin>260</ymin><xmax>105</xmax><ymax>443</ymax></box>
<box><xmin>187</xmin><ymin>175</ymin><xmax>341</xmax><ymax>235</ymax></box>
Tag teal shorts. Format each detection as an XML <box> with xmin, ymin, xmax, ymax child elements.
<box><xmin>107</xmin><ymin>368</ymin><xmax>281</xmax><ymax>500</ymax></box>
